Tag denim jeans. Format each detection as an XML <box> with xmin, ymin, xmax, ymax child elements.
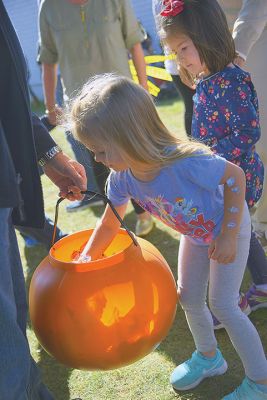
<box><xmin>0</xmin><ymin>208</ymin><xmax>54</xmax><ymax>400</ymax></box>
<box><xmin>15</xmin><ymin>215</ymin><xmax>66</xmax><ymax>250</ymax></box>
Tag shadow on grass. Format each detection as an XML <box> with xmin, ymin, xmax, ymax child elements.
<box><xmin>155</xmin><ymin>96</ymin><xmax>180</xmax><ymax>108</ymax></box>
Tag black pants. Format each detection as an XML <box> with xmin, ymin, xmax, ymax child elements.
<box><xmin>171</xmin><ymin>74</ymin><xmax>195</xmax><ymax>137</ymax></box>
<box><xmin>88</xmin><ymin>150</ymin><xmax>144</xmax><ymax>215</ymax></box>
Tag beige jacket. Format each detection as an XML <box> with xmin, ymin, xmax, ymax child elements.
<box><xmin>218</xmin><ymin>0</ymin><xmax>267</xmax><ymax>58</ymax></box>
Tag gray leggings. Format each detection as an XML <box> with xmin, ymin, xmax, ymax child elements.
<box><xmin>178</xmin><ymin>207</ymin><xmax>267</xmax><ymax>381</ymax></box>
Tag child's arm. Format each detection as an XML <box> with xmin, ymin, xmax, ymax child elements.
<box><xmin>79</xmin><ymin>202</ymin><xmax>129</xmax><ymax>261</ymax></box>
<box><xmin>208</xmin><ymin>160</ymin><xmax>246</xmax><ymax>264</ymax></box>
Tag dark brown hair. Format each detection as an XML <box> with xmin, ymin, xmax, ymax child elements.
<box><xmin>159</xmin><ymin>0</ymin><xmax>236</xmax><ymax>83</ymax></box>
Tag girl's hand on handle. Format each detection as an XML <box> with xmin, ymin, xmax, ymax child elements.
<box><xmin>208</xmin><ymin>232</ymin><xmax>237</xmax><ymax>264</ymax></box>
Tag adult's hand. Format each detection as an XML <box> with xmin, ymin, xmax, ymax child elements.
<box><xmin>234</xmin><ymin>55</ymin><xmax>246</xmax><ymax>69</ymax></box>
<box><xmin>46</xmin><ymin>104</ymin><xmax>63</xmax><ymax>127</ymax></box>
<box><xmin>43</xmin><ymin>152</ymin><xmax>87</xmax><ymax>200</ymax></box>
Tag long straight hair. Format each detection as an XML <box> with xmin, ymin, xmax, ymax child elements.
<box><xmin>159</xmin><ymin>0</ymin><xmax>236</xmax><ymax>85</ymax></box>
<box><xmin>69</xmin><ymin>73</ymin><xmax>212</xmax><ymax>169</ymax></box>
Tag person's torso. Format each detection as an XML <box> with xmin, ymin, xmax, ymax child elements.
<box><xmin>218</xmin><ymin>0</ymin><xmax>267</xmax><ymax>32</ymax></box>
<box><xmin>42</xmin><ymin>0</ymin><xmax>133</xmax><ymax>98</ymax></box>
<box><xmin>192</xmin><ymin>66</ymin><xmax>264</xmax><ymax>207</ymax></box>
<box><xmin>0</xmin><ymin>2</ymin><xmax>44</xmax><ymax>226</ymax></box>
<box><xmin>218</xmin><ymin>0</ymin><xmax>243</xmax><ymax>31</ymax></box>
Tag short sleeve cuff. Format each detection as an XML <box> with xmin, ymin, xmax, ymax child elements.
<box><xmin>37</xmin><ymin>46</ymin><xmax>58</xmax><ymax>64</ymax></box>
<box><xmin>125</xmin><ymin>29</ymin><xmax>145</xmax><ymax>50</ymax></box>
<box><xmin>106</xmin><ymin>173</ymin><xmax>130</xmax><ymax>206</ymax></box>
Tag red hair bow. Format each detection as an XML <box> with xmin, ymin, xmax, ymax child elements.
<box><xmin>160</xmin><ymin>0</ymin><xmax>184</xmax><ymax>17</ymax></box>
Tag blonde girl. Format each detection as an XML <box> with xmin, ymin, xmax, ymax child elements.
<box><xmin>69</xmin><ymin>73</ymin><xmax>267</xmax><ymax>399</ymax></box>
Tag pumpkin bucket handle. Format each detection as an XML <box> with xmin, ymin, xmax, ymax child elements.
<box><xmin>51</xmin><ymin>190</ymin><xmax>138</xmax><ymax>248</ymax></box>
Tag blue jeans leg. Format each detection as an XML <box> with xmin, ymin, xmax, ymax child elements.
<box><xmin>247</xmin><ymin>228</ymin><xmax>267</xmax><ymax>284</ymax></box>
<box><xmin>0</xmin><ymin>208</ymin><xmax>54</xmax><ymax>400</ymax></box>
<box><xmin>15</xmin><ymin>215</ymin><xmax>66</xmax><ymax>250</ymax></box>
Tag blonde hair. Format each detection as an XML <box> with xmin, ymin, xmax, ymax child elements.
<box><xmin>69</xmin><ymin>73</ymin><xmax>212</xmax><ymax>168</ymax></box>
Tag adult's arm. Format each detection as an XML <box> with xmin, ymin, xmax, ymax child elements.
<box><xmin>233</xmin><ymin>0</ymin><xmax>267</xmax><ymax>59</ymax></box>
<box><xmin>120</xmin><ymin>0</ymin><xmax>145</xmax><ymax>49</ymax></box>
<box><xmin>32</xmin><ymin>113</ymin><xmax>56</xmax><ymax>159</ymax></box>
<box><xmin>38</xmin><ymin>1</ymin><xmax>60</xmax><ymax>125</ymax></box>
<box><xmin>42</xmin><ymin>63</ymin><xmax>60</xmax><ymax>125</ymax></box>
<box><xmin>32</xmin><ymin>114</ymin><xmax>87</xmax><ymax>200</ymax></box>
<box><xmin>43</xmin><ymin>151</ymin><xmax>87</xmax><ymax>201</ymax></box>
<box><xmin>120</xmin><ymin>0</ymin><xmax>148</xmax><ymax>89</ymax></box>
<box><xmin>129</xmin><ymin>43</ymin><xmax>148</xmax><ymax>90</ymax></box>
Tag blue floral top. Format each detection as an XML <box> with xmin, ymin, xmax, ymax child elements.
<box><xmin>192</xmin><ymin>65</ymin><xmax>264</xmax><ymax>208</ymax></box>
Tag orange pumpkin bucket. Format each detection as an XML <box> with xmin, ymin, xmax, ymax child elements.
<box><xmin>29</xmin><ymin>192</ymin><xmax>177</xmax><ymax>370</ymax></box>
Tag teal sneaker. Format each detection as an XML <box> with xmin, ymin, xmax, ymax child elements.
<box><xmin>222</xmin><ymin>377</ymin><xmax>267</xmax><ymax>399</ymax></box>
<box><xmin>170</xmin><ymin>349</ymin><xmax>227</xmax><ymax>391</ymax></box>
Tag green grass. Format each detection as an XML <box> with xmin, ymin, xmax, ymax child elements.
<box><xmin>19</xmin><ymin>99</ymin><xmax>266</xmax><ymax>400</ymax></box>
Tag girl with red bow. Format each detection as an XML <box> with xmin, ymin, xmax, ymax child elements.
<box><xmin>158</xmin><ymin>1</ymin><xmax>267</xmax><ymax>399</ymax></box>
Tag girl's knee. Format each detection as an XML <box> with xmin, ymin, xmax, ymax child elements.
<box><xmin>179</xmin><ymin>288</ymin><xmax>205</xmax><ymax>311</ymax></box>
<box><xmin>209</xmin><ymin>301</ymin><xmax>237</xmax><ymax>322</ymax></box>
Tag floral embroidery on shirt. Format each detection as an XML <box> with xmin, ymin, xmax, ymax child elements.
<box><xmin>192</xmin><ymin>67</ymin><xmax>264</xmax><ymax>207</ymax></box>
